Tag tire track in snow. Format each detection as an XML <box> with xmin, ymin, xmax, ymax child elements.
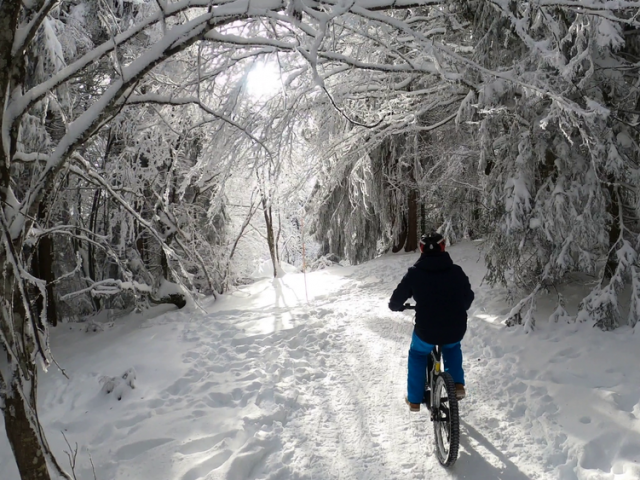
<box><xmin>269</xmin><ymin>257</ymin><xmax>554</xmax><ymax>480</ymax></box>
<box><xmin>273</xmin><ymin>285</ymin><xmax>446</xmax><ymax>479</ymax></box>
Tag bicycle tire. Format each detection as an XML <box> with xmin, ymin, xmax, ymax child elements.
<box><xmin>432</xmin><ymin>372</ymin><xmax>460</xmax><ymax>467</ymax></box>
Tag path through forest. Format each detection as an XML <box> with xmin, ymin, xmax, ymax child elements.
<box><xmin>2</xmin><ymin>241</ymin><xmax>640</xmax><ymax>479</ymax></box>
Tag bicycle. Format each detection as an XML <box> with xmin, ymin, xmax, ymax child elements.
<box><xmin>404</xmin><ymin>304</ymin><xmax>460</xmax><ymax>467</ymax></box>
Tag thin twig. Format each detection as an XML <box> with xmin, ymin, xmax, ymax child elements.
<box><xmin>89</xmin><ymin>453</ymin><xmax>98</xmax><ymax>480</ymax></box>
<box><xmin>61</xmin><ymin>432</ymin><xmax>79</xmax><ymax>480</ymax></box>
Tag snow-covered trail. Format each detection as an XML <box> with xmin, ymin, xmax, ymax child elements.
<box><xmin>2</xmin><ymin>241</ymin><xmax>640</xmax><ymax>480</ymax></box>
<box><xmin>271</xmin><ymin>250</ymin><xmax>542</xmax><ymax>480</ymax></box>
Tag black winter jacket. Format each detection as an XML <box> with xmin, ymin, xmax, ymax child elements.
<box><xmin>389</xmin><ymin>252</ymin><xmax>474</xmax><ymax>345</ymax></box>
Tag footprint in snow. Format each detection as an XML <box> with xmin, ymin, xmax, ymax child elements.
<box><xmin>611</xmin><ymin>390</ymin><xmax>640</xmax><ymax>414</ymax></box>
<box><xmin>183</xmin><ymin>351</ymin><xmax>201</xmax><ymax>363</ymax></box>
<box><xmin>114</xmin><ymin>438</ymin><xmax>174</xmax><ymax>461</ymax></box>
<box><xmin>113</xmin><ymin>412</ymin><xmax>150</xmax><ymax>430</ymax></box>
<box><xmin>99</xmin><ymin>368</ymin><xmax>136</xmax><ymax>401</ymax></box>
<box><xmin>177</xmin><ymin>431</ymin><xmax>238</xmax><ymax>455</ymax></box>
<box><xmin>549</xmin><ymin>347</ymin><xmax>581</xmax><ymax>363</ymax></box>
<box><xmin>507</xmin><ymin>381</ymin><xmax>528</xmax><ymax>395</ymax></box>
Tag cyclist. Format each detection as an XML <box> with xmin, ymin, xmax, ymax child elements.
<box><xmin>389</xmin><ymin>232</ymin><xmax>474</xmax><ymax>412</ymax></box>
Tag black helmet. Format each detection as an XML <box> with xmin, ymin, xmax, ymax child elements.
<box><xmin>419</xmin><ymin>232</ymin><xmax>445</xmax><ymax>254</ymax></box>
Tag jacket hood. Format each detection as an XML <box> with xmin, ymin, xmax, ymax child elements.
<box><xmin>414</xmin><ymin>251</ymin><xmax>454</xmax><ymax>272</ymax></box>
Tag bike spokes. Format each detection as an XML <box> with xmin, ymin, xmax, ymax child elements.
<box><xmin>432</xmin><ymin>373</ymin><xmax>460</xmax><ymax>467</ymax></box>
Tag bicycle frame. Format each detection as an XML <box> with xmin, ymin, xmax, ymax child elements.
<box><xmin>426</xmin><ymin>346</ymin><xmax>442</xmax><ymax>416</ymax></box>
<box><xmin>403</xmin><ymin>303</ymin><xmax>442</xmax><ymax>412</ymax></box>
<box><xmin>403</xmin><ymin>304</ymin><xmax>447</xmax><ymax>411</ymax></box>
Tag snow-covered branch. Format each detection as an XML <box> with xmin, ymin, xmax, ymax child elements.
<box><xmin>12</xmin><ymin>152</ymin><xmax>49</xmax><ymax>163</ymax></box>
<box><xmin>60</xmin><ymin>279</ymin><xmax>153</xmax><ymax>301</ymax></box>
<box><xmin>126</xmin><ymin>94</ymin><xmax>274</xmax><ymax>158</ymax></box>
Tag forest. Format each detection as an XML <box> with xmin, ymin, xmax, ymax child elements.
<box><xmin>2</xmin><ymin>1</ymin><xmax>640</xmax><ymax>479</ymax></box>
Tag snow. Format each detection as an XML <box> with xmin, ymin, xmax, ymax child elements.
<box><xmin>251</xmin><ymin>260</ymin><xmax>300</xmax><ymax>279</ymax></box>
<box><xmin>595</xmin><ymin>18</ymin><xmax>625</xmax><ymax>50</ymax></box>
<box><xmin>2</xmin><ymin>241</ymin><xmax>640</xmax><ymax>479</ymax></box>
<box><xmin>157</xmin><ymin>279</ymin><xmax>185</xmax><ymax>298</ymax></box>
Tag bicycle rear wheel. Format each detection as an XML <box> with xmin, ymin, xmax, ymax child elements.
<box><xmin>432</xmin><ymin>372</ymin><xmax>459</xmax><ymax>467</ymax></box>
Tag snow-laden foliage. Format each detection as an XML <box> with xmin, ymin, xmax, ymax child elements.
<box><xmin>307</xmin><ymin>4</ymin><xmax>483</xmax><ymax>260</ymax></box>
<box><xmin>468</xmin><ymin>2</ymin><xmax>640</xmax><ymax>330</ymax></box>
<box><xmin>306</xmin><ymin>1</ymin><xmax>640</xmax><ymax>333</ymax></box>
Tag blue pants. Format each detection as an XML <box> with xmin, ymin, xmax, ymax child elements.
<box><xmin>407</xmin><ymin>332</ymin><xmax>464</xmax><ymax>404</ymax></box>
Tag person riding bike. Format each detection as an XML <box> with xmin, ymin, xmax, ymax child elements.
<box><xmin>389</xmin><ymin>232</ymin><xmax>474</xmax><ymax>412</ymax></box>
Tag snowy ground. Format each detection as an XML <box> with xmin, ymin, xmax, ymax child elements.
<box><xmin>2</xmin><ymin>241</ymin><xmax>640</xmax><ymax>480</ymax></box>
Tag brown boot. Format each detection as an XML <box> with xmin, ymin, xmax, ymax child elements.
<box><xmin>405</xmin><ymin>397</ymin><xmax>420</xmax><ymax>412</ymax></box>
<box><xmin>455</xmin><ymin>384</ymin><xmax>466</xmax><ymax>400</ymax></box>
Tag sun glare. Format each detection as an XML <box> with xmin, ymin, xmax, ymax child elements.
<box><xmin>246</xmin><ymin>62</ymin><xmax>281</xmax><ymax>99</ymax></box>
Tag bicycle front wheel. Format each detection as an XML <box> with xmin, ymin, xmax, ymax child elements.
<box><xmin>432</xmin><ymin>372</ymin><xmax>460</xmax><ymax>467</ymax></box>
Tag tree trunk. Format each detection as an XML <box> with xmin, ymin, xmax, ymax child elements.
<box><xmin>0</xmin><ymin>4</ymin><xmax>57</xmax><ymax>478</ymax></box>
<box><xmin>275</xmin><ymin>213</ymin><xmax>282</xmax><ymax>263</ymax></box>
<box><xmin>32</xmin><ymin>202</ymin><xmax>58</xmax><ymax>326</ymax></box>
<box><xmin>604</xmin><ymin>183</ymin><xmax>621</xmax><ymax>282</ymax></box>
<box><xmin>392</xmin><ymin>216</ymin><xmax>408</xmax><ymax>253</ymax></box>
<box><xmin>224</xmin><ymin>200</ymin><xmax>259</xmax><ymax>291</ymax></box>
<box><xmin>405</xmin><ymin>189</ymin><xmax>419</xmax><ymax>252</ymax></box>
<box><xmin>88</xmin><ymin>188</ymin><xmax>102</xmax><ymax>310</ymax></box>
<box><xmin>160</xmin><ymin>246</ymin><xmax>170</xmax><ymax>281</ymax></box>
<box><xmin>0</xmin><ymin>249</ymin><xmax>53</xmax><ymax>480</ymax></box>
<box><xmin>161</xmin><ymin>164</ymin><xmax>179</xmax><ymax>283</ymax></box>
<box><xmin>262</xmin><ymin>196</ymin><xmax>278</xmax><ymax>278</ymax></box>
<box><xmin>3</xmin><ymin>373</ymin><xmax>51</xmax><ymax>480</ymax></box>
<box><xmin>392</xmin><ymin>190</ymin><xmax>419</xmax><ymax>252</ymax></box>
<box><xmin>32</xmin><ymin>236</ymin><xmax>58</xmax><ymax>326</ymax></box>
<box><xmin>136</xmin><ymin>228</ymin><xmax>146</xmax><ymax>264</ymax></box>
